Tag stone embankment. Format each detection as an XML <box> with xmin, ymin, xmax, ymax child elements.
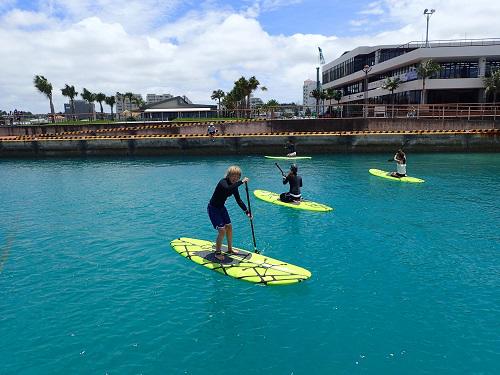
<box><xmin>0</xmin><ymin>118</ymin><xmax>498</xmax><ymax>157</ymax></box>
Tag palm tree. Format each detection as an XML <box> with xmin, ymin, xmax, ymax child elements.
<box><xmin>381</xmin><ymin>77</ymin><xmax>402</xmax><ymax>104</ymax></box>
<box><xmin>33</xmin><ymin>75</ymin><xmax>55</xmax><ymax>123</ymax></box>
<box><xmin>266</xmin><ymin>99</ymin><xmax>279</xmax><ymax>119</ymax></box>
<box><xmin>319</xmin><ymin>89</ymin><xmax>328</xmax><ymax>115</ymax></box>
<box><xmin>310</xmin><ymin>89</ymin><xmax>322</xmax><ymax>116</ymax></box>
<box><xmin>124</xmin><ymin>92</ymin><xmax>135</xmax><ymax>110</ymax></box>
<box><xmin>61</xmin><ymin>84</ymin><xmax>78</xmax><ymax>121</ymax></box>
<box><xmin>248</xmin><ymin>76</ymin><xmax>260</xmax><ymax>111</ymax></box>
<box><xmin>81</xmin><ymin>88</ymin><xmax>96</xmax><ymax>120</ymax></box>
<box><xmin>332</xmin><ymin>90</ymin><xmax>342</xmax><ymax>104</ymax></box>
<box><xmin>234</xmin><ymin>77</ymin><xmax>250</xmax><ymax>116</ymax></box>
<box><xmin>132</xmin><ymin>96</ymin><xmax>146</xmax><ymax>110</ymax></box>
<box><xmin>222</xmin><ymin>91</ymin><xmax>238</xmax><ymax>117</ymax></box>
<box><xmin>417</xmin><ymin>60</ymin><xmax>442</xmax><ymax>104</ymax></box>
<box><xmin>382</xmin><ymin>77</ymin><xmax>402</xmax><ymax>117</ymax></box>
<box><xmin>105</xmin><ymin>96</ymin><xmax>116</xmax><ymax>119</ymax></box>
<box><xmin>260</xmin><ymin>86</ymin><xmax>268</xmax><ymax>92</ymax></box>
<box><xmin>94</xmin><ymin>93</ymin><xmax>106</xmax><ymax>119</ymax></box>
<box><xmin>229</xmin><ymin>81</ymin><xmax>247</xmax><ymax>117</ymax></box>
<box><xmin>483</xmin><ymin>68</ymin><xmax>500</xmax><ymax>103</ymax></box>
<box><xmin>211</xmin><ymin>89</ymin><xmax>225</xmax><ymax>114</ymax></box>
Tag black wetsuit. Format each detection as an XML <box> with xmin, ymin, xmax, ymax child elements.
<box><xmin>209</xmin><ymin>178</ymin><xmax>247</xmax><ymax>211</ymax></box>
<box><xmin>280</xmin><ymin>174</ymin><xmax>302</xmax><ymax>202</ymax></box>
<box><xmin>286</xmin><ymin>143</ymin><xmax>296</xmax><ymax>154</ymax></box>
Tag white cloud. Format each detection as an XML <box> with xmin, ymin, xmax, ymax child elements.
<box><xmin>1</xmin><ymin>0</ymin><xmax>500</xmax><ymax>113</ymax></box>
<box><xmin>359</xmin><ymin>1</ymin><xmax>385</xmax><ymax>15</ymax></box>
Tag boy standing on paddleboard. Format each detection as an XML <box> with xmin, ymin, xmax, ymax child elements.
<box><xmin>208</xmin><ymin>166</ymin><xmax>251</xmax><ymax>261</ymax></box>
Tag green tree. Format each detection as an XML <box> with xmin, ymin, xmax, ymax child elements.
<box><xmin>132</xmin><ymin>96</ymin><xmax>146</xmax><ymax>110</ymax></box>
<box><xmin>105</xmin><ymin>95</ymin><xmax>116</xmax><ymax>119</ymax></box>
<box><xmin>81</xmin><ymin>88</ymin><xmax>96</xmax><ymax>120</ymax></box>
<box><xmin>309</xmin><ymin>89</ymin><xmax>323</xmax><ymax>116</ymax></box>
<box><xmin>483</xmin><ymin>68</ymin><xmax>500</xmax><ymax>103</ymax></box>
<box><xmin>332</xmin><ymin>90</ymin><xmax>342</xmax><ymax>104</ymax></box>
<box><xmin>247</xmin><ymin>76</ymin><xmax>260</xmax><ymax>109</ymax></box>
<box><xmin>94</xmin><ymin>92</ymin><xmax>106</xmax><ymax>118</ymax></box>
<box><xmin>33</xmin><ymin>75</ymin><xmax>55</xmax><ymax>123</ymax></box>
<box><xmin>381</xmin><ymin>77</ymin><xmax>402</xmax><ymax>104</ymax></box>
<box><xmin>211</xmin><ymin>89</ymin><xmax>225</xmax><ymax>113</ymax></box>
<box><xmin>61</xmin><ymin>84</ymin><xmax>78</xmax><ymax>120</ymax></box>
<box><xmin>266</xmin><ymin>99</ymin><xmax>279</xmax><ymax>119</ymax></box>
<box><xmin>417</xmin><ymin>60</ymin><xmax>441</xmax><ymax>104</ymax></box>
<box><xmin>124</xmin><ymin>92</ymin><xmax>135</xmax><ymax>110</ymax></box>
<box><xmin>221</xmin><ymin>91</ymin><xmax>238</xmax><ymax>116</ymax></box>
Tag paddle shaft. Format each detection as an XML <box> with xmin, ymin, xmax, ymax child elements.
<box><xmin>275</xmin><ymin>162</ymin><xmax>286</xmax><ymax>177</ymax></box>
<box><xmin>244</xmin><ymin>182</ymin><xmax>259</xmax><ymax>253</ymax></box>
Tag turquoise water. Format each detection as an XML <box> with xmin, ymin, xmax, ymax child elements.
<box><xmin>1</xmin><ymin>154</ymin><xmax>499</xmax><ymax>374</ymax></box>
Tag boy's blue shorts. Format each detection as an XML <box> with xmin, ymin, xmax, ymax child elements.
<box><xmin>207</xmin><ymin>204</ymin><xmax>231</xmax><ymax>230</ymax></box>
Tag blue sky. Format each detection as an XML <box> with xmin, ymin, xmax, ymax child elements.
<box><xmin>1</xmin><ymin>0</ymin><xmax>499</xmax><ymax>112</ymax></box>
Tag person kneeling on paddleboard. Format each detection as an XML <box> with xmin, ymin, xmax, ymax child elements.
<box><xmin>207</xmin><ymin>165</ymin><xmax>251</xmax><ymax>261</ymax></box>
<box><xmin>285</xmin><ymin>140</ymin><xmax>296</xmax><ymax>157</ymax></box>
<box><xmin>280</xmin><ymin>164</ymin><xmax>302</xmax><ymax>204</ymax></box>
<box><xmin>390</xmin><ymin>149</ymin><xmax>407</xmax><ymax>178</ymax></box>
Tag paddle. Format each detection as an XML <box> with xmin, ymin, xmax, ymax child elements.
<box><xmin>275</xmin><ymin>162</ymin><xmax>286</xmax><ymax>177</ymax></box>
<box><xmin>244</xmin><ymin>182</ymin><xmax>259</xmax><ymax>254</ymax></box>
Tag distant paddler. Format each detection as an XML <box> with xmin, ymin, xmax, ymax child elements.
<box><xmin>389</xmin><ymin>149</ymin><xmax>407</xmax><ymax>178</ymax></box>
<box><xmin>285</xmin><ymin>140</ymin><xmax>297</xmax><ymax>157</ymax></box>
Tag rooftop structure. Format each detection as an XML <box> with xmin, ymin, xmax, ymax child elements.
<box><xmin>322</xmin><ymin>38</ymin><xmax>500</xmax><ymax>105</ymax></box>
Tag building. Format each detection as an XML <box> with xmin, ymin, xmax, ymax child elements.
<box><xmin>143</xmin><ymin>96</ymin><xmax>217</xmax><ymax>121</ymax></box>
<box><xmin>303</xmin><ymin>79</ymin><xmax>317</xmax><ymax>108</ymax></box>
<box><xmin>64</xmin><ymin>100</ymin><xmax>95</xmax><ymax>120</ymax></box>
<box><xmin>146</xmin><ymin>94</ymin><xmax>174</xmax><ymax>105</ymax></box>
<box><xmin>250</xmin><ymin>96</ymin><xmax>264</xmax><ymax>108</ymax></box>
<box><xmin>115</xmin><ymin>93</ymin><xmax>143</xmax><ymax>113</ymax></box>
<box><xmin>321</xmin><ymin>39</ymin><xmax>500</xmax><ymax>104</ymax></box>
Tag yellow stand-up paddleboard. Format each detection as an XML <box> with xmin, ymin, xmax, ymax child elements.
<box><xmin>369</xmin><ymin>169</ymin><xmax>425</xmax><ymax>183</ymax></box>
<box><xmin>264</xmin><ymin>156</ymin><xmax>312</xmax><ymax>160</ymax></box>
<box><xmin>171</xmin><ymin>238</ymin><xmax>311</xmax><ymax>285</ymax></box>
<box><xmin>253</xmin><ymin>189</ymin><xmax>333</xmax><ymax>212</ymax></box>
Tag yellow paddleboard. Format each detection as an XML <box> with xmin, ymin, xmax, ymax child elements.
<box><xmin>253</xmin><ymin>189</ymin><xmax>333</xmax><ymax>212</ymax></box>
<box><xmin>369</xmin><ymin>168</ymin><xmax>425</xmax><ymax>183</ymax></box>
<box><xmin>170</xmin><ymin>237</ymin><xmax>311</xmax><ymax>285</ymax></box>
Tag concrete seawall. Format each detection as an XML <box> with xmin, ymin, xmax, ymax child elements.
<box><xmin>1</xmin><ymin>118</ymin><xmax>499</xmax><ymax>138</ymax></box>
<box><xmin>1</xmin><ymin>131</ymin><xmax>498</xmax><ymax>157</ymax></box>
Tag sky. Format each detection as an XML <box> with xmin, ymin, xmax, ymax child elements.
<box><xmin>1</xmin><ymin>0</ymin><xmax>499</xmax><ymax>113</ymax></box>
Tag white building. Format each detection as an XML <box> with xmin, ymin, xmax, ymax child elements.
<box><xmin>322</xmin><ymin>39</ymin><xmax>500</xmax><ymax>104</ymax></box>
<box><xmin>303</xmin><ymin>79</ymin><xmax>318</xmax><ymax>108</ymax></box>
<box><xmin>115</xmin><ymin>93</ymin><xmax>143</xmax><ymax>113</ymax></box>
<box><xmin>146</xmin><ymin>94</ymin><xmax>174</xmax><ymax>105</ymax></box>
<box><xmin>250</xmin><ymin>97</ymin><xmax>264</xmax><ymax>108</ymax></box>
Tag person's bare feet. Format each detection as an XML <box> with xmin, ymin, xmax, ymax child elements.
<box><xmin>214</xmin><ymin>252</ymin><xmax>225</xmax><ymax>261</ymax></box>
<box><xmin>227</xmin><ymin>248</ymin><xmax>240</xmax><ymax>255</ymax></box>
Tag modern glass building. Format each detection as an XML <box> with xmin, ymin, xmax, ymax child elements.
<box><xmin>321</xmin><ymin>39</ymin><xmax>500</xmax><ymax>104</ymax></box>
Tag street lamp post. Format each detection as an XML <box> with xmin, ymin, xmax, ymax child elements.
<box><xmin>424</xmin><ymin>9</ymin><xmax>435</xmax><ymax>48</ymax></box>
<box><xmin>362</xmin><ymin>64</ymin><xmax>372</xmax><ymax>118</ymax></box>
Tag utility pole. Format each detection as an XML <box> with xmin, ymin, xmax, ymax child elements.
<box><xmin>362</xmin><ymin>64</ymin><xmax>372</xmax><ymax>118</ymax></box>
<box><xmin>424</xmin><ymin>9</ymin><xmax>435</xmax><ymax>48</ymax></box>
<box><xmin>316</xmin><ymin>67</ymin><xmax>320</xmax><ymax>117</ymax></box>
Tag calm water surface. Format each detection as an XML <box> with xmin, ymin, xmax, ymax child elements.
<box><xmin>0</xmin><ymin>154</ymin><xmax>499</xmax><ymax>374</ymax></box>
